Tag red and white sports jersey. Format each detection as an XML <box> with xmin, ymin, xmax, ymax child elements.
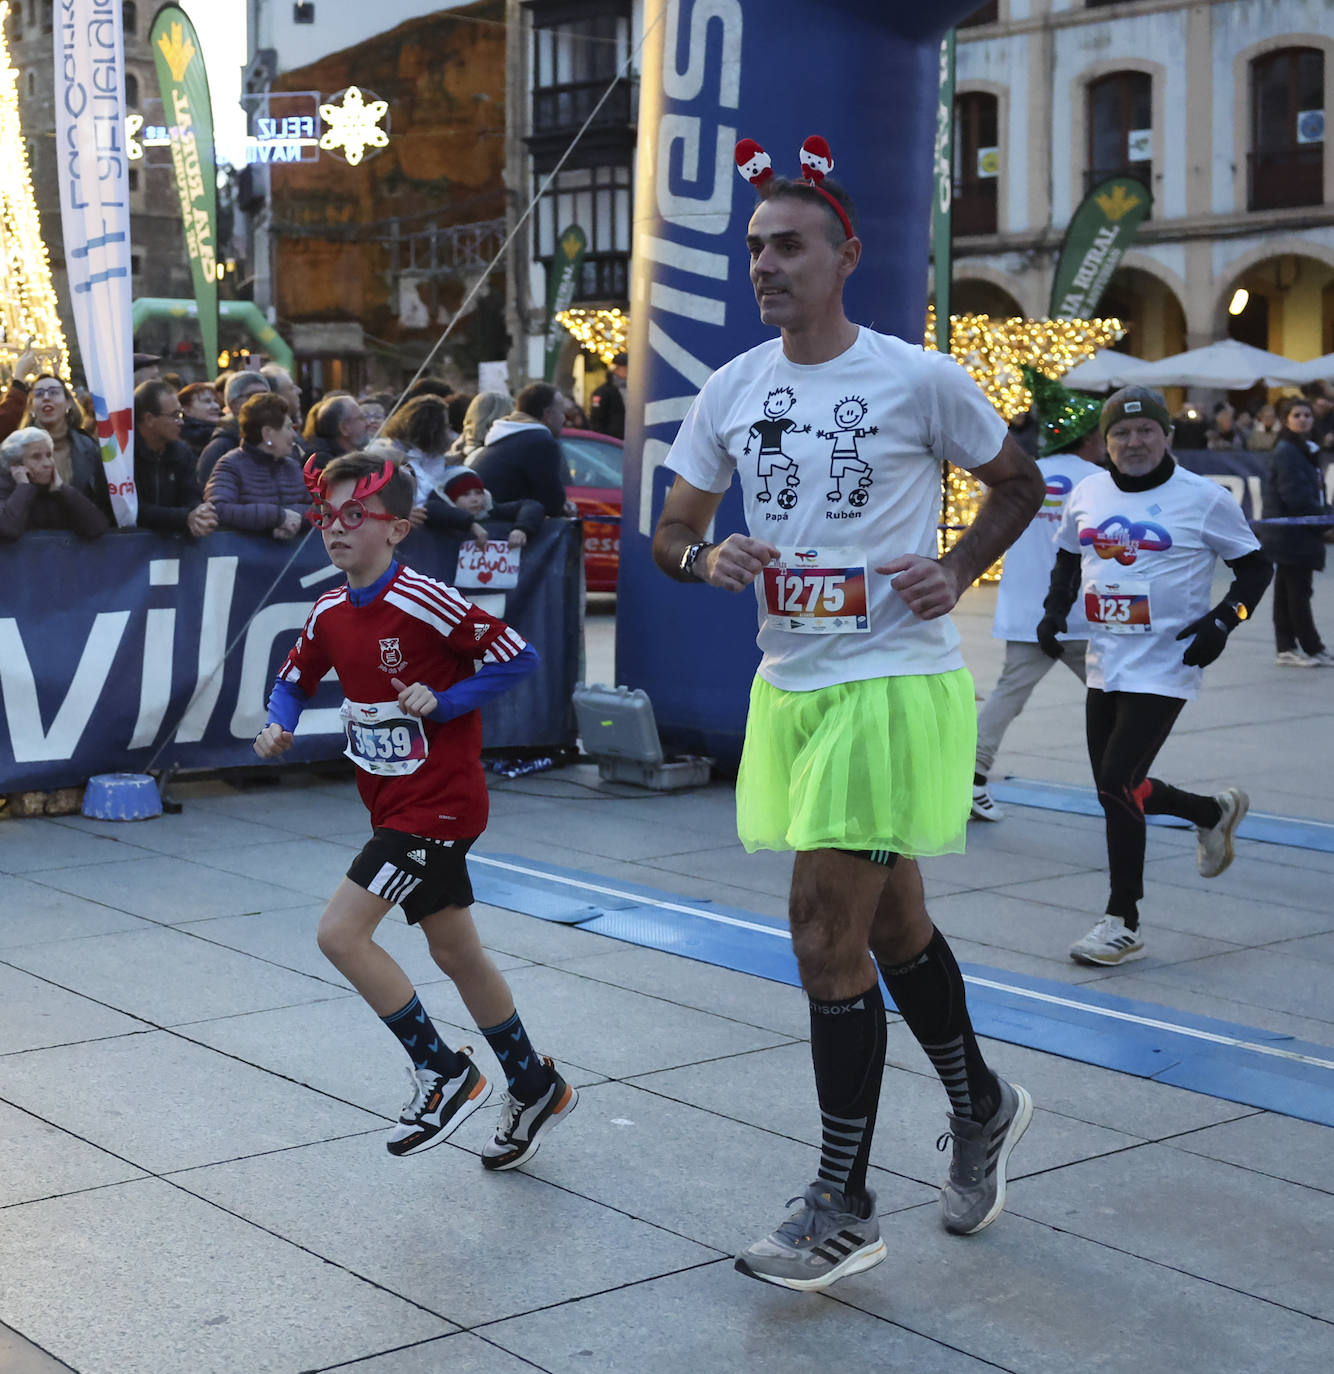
<box><xmin>278</xmin><ymin>564</ymin><xmax>527</xmax><ymax>840</ymax></box>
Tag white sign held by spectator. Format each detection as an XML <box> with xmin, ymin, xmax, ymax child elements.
<box><xmin>455</xmin><ymin>541</ymin><xmax>520</xmax><ymax>590</ymax></box>
<box><xmin>53</xmin><ymin>0</ymin><xmax>137</xmax><ymax>526</ymax></box>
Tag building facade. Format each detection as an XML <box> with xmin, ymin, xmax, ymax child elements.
<box><xmin>11</xmin><ymin>0</ymin><xmax>195</xmax><ymax>372</ymax></box>
<box><xmin>952</xmin><ymin>0</ymin><xmax>1334</xmax><ymax>363</ymax></box>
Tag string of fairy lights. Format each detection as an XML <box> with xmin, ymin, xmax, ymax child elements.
<box><xmin>0</xmin><ymin>1</ymin><xmax>69</xmax><ymax>379</ymax></box>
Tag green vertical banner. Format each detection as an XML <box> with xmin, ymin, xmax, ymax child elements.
<box><xmin>1049</xmin><ymin>176</ymin><xmax>1153</xmax><ymax>318</ymax></box>
<box><xmin>931</xmin><ymin>31</ymin><xmax>955</xmax><ymax>354</ymax></box>
<box><xmin>544</xmin><ymin>225</ymin><xmax>587</xmax><ymax>382</ymax></box>
<box><xmin>150</xmin><ymin>5</ymin><xmax>219</xmax><ymax>371</ymax></box>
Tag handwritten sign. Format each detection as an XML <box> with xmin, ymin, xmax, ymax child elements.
<box><xmin>455</xmin><ymin>541</ymin><xmax>520</xmax><ymax>590</ymax></box>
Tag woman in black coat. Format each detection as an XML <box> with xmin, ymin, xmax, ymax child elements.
<box><xmin>1260</xmin><ymin>396</ymin><xmax>1331</xmax><ymax>666</ymax></box>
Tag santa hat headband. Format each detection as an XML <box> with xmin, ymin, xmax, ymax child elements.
<box><xmin>734</xmin><ymin>135</ymin><xmax>853</xmax><ymax>241</ymax></box>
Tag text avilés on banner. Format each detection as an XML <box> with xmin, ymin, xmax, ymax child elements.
<box><xmin>150</xmin><ymin>5</ymin><xmax>219</xmax><ymax>372</ymax></box>
<box><xmin>53</xmin><ymin>0</ymin><xmax>136</xmax><ymax>525</ymax></box>
<box><xmin>1050</xmin><ymin>176</ymin><xmax>1153</xmax><ymax>319</ymax></box>
<box><xmin>931</xmin><ymin>31</ymin><xmax>955</xmax><ymax>355</ymax></box>
<box><xmin>544</xmin><ymin>225</ymin><xmax>586</xmax><ymax>382</ymax></box>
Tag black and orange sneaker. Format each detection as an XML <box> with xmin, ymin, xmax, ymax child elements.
<box><xmin>480</xmin><ymin>1057</ymin><xmax>578</xmax><ymax>1171</ymax></box>
<box><xmin>386</xmin><ymin>1053</ymin><xmax>491</xmax><ymax>1157</ymax></box>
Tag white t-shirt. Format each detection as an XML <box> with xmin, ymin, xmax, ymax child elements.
<box><xmin>1056</xmin><ymin>462</ymin><xmax>1260</xmax><ymax>700</ymax></box>
<box><xmin>992</xmin><ymin>453</ymin><xmax>1098</xmax><ymax>642</ymax></box>
<box><xmin>666</xmin><ymin>329</ymin><xmax>1007</xmax><ymax>691</ymax></box>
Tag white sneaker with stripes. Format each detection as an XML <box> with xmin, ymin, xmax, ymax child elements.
<box><xmin>1069</xmin><ymin>915</ymin><xmax>1145</xmax><ymax>966</ymax></box>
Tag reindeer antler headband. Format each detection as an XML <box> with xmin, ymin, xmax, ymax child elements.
<box><xmin>303</xmin><ymin>455</ymin><xmax>396</xmax><ymax>502</ymax></box>
<box><xmin>734</xmin><ymin>134</ymin><xmax>853</xmax><ymax>241</ymax></box>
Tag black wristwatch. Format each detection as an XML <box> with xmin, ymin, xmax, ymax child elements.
<box><xmin>680</xmin><ymin>541</ymin><xmax>712</xmax><ymax>581</ymax></box>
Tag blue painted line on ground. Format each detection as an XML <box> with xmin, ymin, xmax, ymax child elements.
<box><xmin>992</xmin><ymin>777</ymin><xmax>1334</xmax><ymax>854</ymax></box>
<box><xmin>471</xmin><ymin>850</ymin><xmax>1334</xmax><ymax>1129</ymax></box>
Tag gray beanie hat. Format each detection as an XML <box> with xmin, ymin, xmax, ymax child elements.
<box><xmin>1100</xmin><ymin>385</ymin><xmax>1172</xmax><ymax>437</ymax></box>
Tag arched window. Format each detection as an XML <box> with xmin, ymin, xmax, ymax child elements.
<box><xmin>1087</xmin><ymin>71</ymin><xmax>1152</xmax><ymax>201</ymax></box>
<box><xmin>1250</xmin><ymin>47</ymin><xmax>1324</xmax><ymax>210</ymax></box>
<box><xmin>122</xmin><ymin>2</ymin><xmax>136</xmax><ymax>35</ymax></box>
<box><xmin>953</xmin><ymin>92</ymin><xmax>999</xmax><ymax>236</ymax></box>
<box><xmin>125</xmin><ymin>72</ymin><xmax>138</xmax><ymax>108</ymax></box>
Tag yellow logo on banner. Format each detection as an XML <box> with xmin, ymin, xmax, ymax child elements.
<box><xmin>560</xmin><ymin>229</ymin><xmax>583</xmax><ymax>259</ymax></box>
<box><xmin>1095</xmin><ymin>183</ymin><xmax>1141</xmax><ymax>222</ymax></box>
<box><xmin>157</xmin><ymin>22</ymin><xmax>196</xmax><ymax>83</ymax></box>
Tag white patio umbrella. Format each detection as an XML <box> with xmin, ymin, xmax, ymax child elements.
<box><xmin>1060</xmin><ymin>350</ymin><xmax>1149</xmax><ymax>390</ymax></box>
<box><xmin>1120</xmin><ymin>339</ymin><xmax>1308</xmax><ymax>389</ymax></box>
<box><xmin>1284</xmin><ymin>352</ymin><xmax>1334</xmax><ymax>385</ymax></box>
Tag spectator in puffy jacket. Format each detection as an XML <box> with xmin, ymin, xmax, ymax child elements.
<box><xmin>21</xmin><ymin>375</ymin><xmax>112</xmax><ymax>521</ymax></box>
<box><xmin>468</xmin><ymin>382</ymin><xmax>573</xmax><ymax>516</ymax></box>
<box><xmin>1260</xmin><ymin>396</ymin><xmax>1331</xmax><ymax>666</ymax></box>
<box><xmin>204</xmin><ymin>392</ymin><xmax>310</xmax><ymax>540</ymax></box>
<box><xmin>197</xmin><ymin>370</ymin><xmax>272</xmax><ymax>487</ymax></box>
<box><xmin>133</xmin><ymin>381</ymin><xmax>217</xmax><ymax>538</ymax></box>
<box><xmin>0</xmin><ymin>427</ymin><xmax>110</xmax><ymax>540</ymax></box>
<box><xmin>440</xmin><ymin>466</ymin><xmax>543</xmax><ymax>549</ymax></box>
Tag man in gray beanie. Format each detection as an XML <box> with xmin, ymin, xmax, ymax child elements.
<box><xmin>1037</xmin><ymin>384</ymin><xmax>1273</xmax><ymax>965</ymax></box>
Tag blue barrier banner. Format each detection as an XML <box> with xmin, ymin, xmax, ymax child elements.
<box><xmin>0</xmin><ymin>522</ymin><xmax>581</xmax><ymax>792</ymax></box>
<box><xmin>619</xmin><ymin>0</ymin><xmax>1003</xmax><ymax>767</ymax></box>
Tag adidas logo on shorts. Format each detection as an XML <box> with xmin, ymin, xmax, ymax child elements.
<box><xmin>408</xmin><ymin>848</ymin><xmax>427</xmax><ymax>865</ymax></box>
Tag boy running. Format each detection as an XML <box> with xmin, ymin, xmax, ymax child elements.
<box><xmin>254</xmin><ymin>452</ymin><xmax>577</xmax><ymax>1166</ymax></box>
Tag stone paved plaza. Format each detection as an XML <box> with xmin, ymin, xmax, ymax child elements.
<box><xmin>1</xmin><ymin>581</ymin><xmax>1332</xmax><ymax>1373</ymax></box>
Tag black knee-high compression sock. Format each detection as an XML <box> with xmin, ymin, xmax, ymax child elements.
<box><xmin>808</xmin><ymin>981</ymin><xmax>887</xmax><ymax>1211</ymax></box>
<box><xmin>380</xmin><ymin>994</ymin><xmax>467</xmax><ymax>1078</ymax></box>
<box><xmin>878</xmin><ymin>929</ymin><xmax>1000</xmax><ymax>1124</ymax></box>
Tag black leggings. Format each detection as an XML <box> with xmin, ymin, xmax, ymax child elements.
<box><xmin>1086</xmin><ymin>690</ymin><xmax>1223</xmax><ymax>928</ymax></box>
<box><xmin>1272</xmin><ymin>565</ymin><xmax>1324</xmax><ymax>656</ymax></box>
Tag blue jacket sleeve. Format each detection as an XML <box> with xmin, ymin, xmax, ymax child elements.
<box><xmin>430</xmin><ymin>643</ymin><xmax>539</xmax><ymax>722</ymax></box>
<box><xmin>265</xmin><ymin>677</ymin><xmax>307</xmax><ymax>732</ymax></box>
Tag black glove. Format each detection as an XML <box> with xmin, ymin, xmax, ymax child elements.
<box><xmin>1176</xmin><ymin>605</ymin><xmax>1237</xmax><ymax>668</ymax></box>
<box><xmin>1036</xmin><ymin>614</ymin><xmax>1066</xmax><ymax>659</ymax></box>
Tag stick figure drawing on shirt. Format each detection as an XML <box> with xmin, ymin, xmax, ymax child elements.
<box><xmin>817</xmin><ymin>396</ymin><xmax>877</xmax><ymax>505</ymax></box>
<box><xmin>744</xmin><ymin>386</ymin><xmax>810</xmax><ymax>505</ymax></box>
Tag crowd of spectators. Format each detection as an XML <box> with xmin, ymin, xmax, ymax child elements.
<box><xmin>0</xmin><ymin>352</ymin><xmax>577</xmax><ymax>554</ymax></box>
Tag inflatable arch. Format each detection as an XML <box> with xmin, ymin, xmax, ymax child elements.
<box><xmin>130</xmin><ymin>298</ymin><xmax>295</xmax><ymax>372</ymax></box>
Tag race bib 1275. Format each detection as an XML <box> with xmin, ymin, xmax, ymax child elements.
<box><xmin>762</xmin><ymin>547</ymin><xmax>869</xmax><ymax>634</ymax></box>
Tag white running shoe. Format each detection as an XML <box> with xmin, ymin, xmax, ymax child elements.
<box><xmin>1197</xmin><ymin>786</ymin><xmax>1248</xmax><ymax>878</ymax></box>
<box><xmin>1275</xmin><ymin>650</ymin><xmax>1319</xmax><ymax>668</ymax></box>
<box><xmin>386</xmin><ymin>1056</ymin><xmax>491</xmax><ymax>1158</ymax></box>
<box><xmin>971</xmin><ymin>783</ymin><xmax>1005</xmax><ymax>822</ymax></box>
<box><xmin>480</xmin><ymin>1058</ymin><xmax>578</xmax><ymax>1171</ymax></box>
<box><xmin>1069</xmin><ymin>916</ymin><xmax>1145</xmax><ymax>966</ymax></box>
<box><xmin>1307</xmin><ymin>650</ymin><xmax>1334</xmax><ymax>667</ymax></box>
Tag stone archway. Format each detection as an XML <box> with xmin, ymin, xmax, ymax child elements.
<box><xmin>1215</xmin><ymin>250</ymin><xmax>1334</xmax><ymax>361</ymax></box>
<box><xmin>1098</xmin><ymin>265</ymin><xmax>1187</xmax><ymax>360</ymax></box>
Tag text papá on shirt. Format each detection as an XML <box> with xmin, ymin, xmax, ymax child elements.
<box><xmin>762</xmin><ymin>546</ymin><xmax>869</xmax><ymax>633</ymax></box>
<box><xmin>455</xmin><ymin>540</ymin><xmax>520</xmax><ymax>590</ymax></box>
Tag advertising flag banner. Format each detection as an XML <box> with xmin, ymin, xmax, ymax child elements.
<box><xmin>543</xmin><ymin>224</ymin><xmax>586</xmax><ymax>382</ymax></box>
<box><xmin>931</xmin><ymin>31</ymin><xmax>956</xmax><ymax>354</ymax></box>
<box><xmin>1050</xmin><ymin>176</ymin><xmax>1153</xmax><ymax>318</ymax></box>
<box><xmin>149</xmin><ymin>4</ymin><xmax>219</xmax><ymax>371</ymax></box>
<box><xmin>53</xmin><ymin>0</ymin><xmax>137</xmax><ymax>524</ymax></box>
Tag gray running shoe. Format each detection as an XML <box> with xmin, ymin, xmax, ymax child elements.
<box><xmin>735</xmin><ymin>1183</ymin><xmax>886</xmax><ymax>1291</ymax></box>
<box><xmin>938</xmin><ymin>1077</ymin><xmax>1033</xmax><ymax>1235</ymax></box>
<box><xmin>1197</xmin><ymin>786</ymin><xmax>1248</xmax><ymax>878</ymax></box>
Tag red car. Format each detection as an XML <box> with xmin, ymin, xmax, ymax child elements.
<box><xmin>560</xmin><ymin>428</ymin><xmax>624</xmax><ymax>594</ymax></box>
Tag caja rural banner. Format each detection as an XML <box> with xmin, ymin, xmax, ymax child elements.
<box><xmin>149</xmin><ymin>4</ymin><xmax>220</xmax><ymax>373</ymax></box>
<box><xmin>544</xmin><ymin>224</ymin><xmax>587</xmax><ymax>382</ymax></box>
<box><xmin>0</xmin><ymin>524</ymin><xmax>582</xmax><ymax>792</ymax></box>
<box><xmin>617</xmin><ymin>0</ymin><xmax>988</xmax><ymax>766</ymax></box>
<box><xmin>53</xmin><ymin>0</ymin><xmax>137</xmax><ymax>525</ymax></box>
<box><xmin>1049</xmin><ymin>175</ymin><xmax>1153</xmax><ymax>319</ymax></box>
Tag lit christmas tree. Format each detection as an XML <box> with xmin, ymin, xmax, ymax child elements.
<box><xmin>0</xmin><ymin>1</ymin><xmax>69</xmax><ymax>378</ymax></box>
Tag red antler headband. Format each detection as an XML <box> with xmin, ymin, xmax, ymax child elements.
<box><xmin>734</xmin><ymin>134</ymin><xmax>853</xmax><ymax>241</ymax></box>
<box><xmin>302</xmin><ymin>455</ymin><xmax>396</xmax><ymax>501</ymax></box>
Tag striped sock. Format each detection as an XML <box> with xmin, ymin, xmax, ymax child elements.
<box><xmin>380</xmin><ymin>994</ymin><xmax>466</xmax><ymax>1078</ymax></box>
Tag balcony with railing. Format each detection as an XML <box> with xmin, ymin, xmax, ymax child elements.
<box><xmin>544</xmin><ymin>250</ymin><xmax>630</xmax><ymax>307</ymax></box>
<box><xmin>1248</xmin><ymin>145</ymin><xmax>1324</xmax><ymax>211</ymax></box>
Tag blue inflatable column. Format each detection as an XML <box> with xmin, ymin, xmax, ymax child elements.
<box><xmin>618</xmin><ymin>0</ymin><xmax>981</xmax><ymax>766</ymax></box>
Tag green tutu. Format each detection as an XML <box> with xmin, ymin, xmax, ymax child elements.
<box><xmin>737</xmin><ymin>670</ymin><xmax>976</xmax><ymax>858</ymax></box>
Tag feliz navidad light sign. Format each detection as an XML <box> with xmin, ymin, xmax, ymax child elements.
<box><xmin>241</xmin><ymin>87</ymin><xmax>390</xmax><ymax>166</ymax></box>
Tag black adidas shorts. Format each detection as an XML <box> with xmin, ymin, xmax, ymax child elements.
<box><xmin>346</xmin><ymin>828</ymin><xmax>478</xmax><ymax>923</ymax></box>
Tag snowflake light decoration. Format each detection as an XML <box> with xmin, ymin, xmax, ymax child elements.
<box><xmin>318</xmin><ymin>86</ymin><xmax>389</xmax><ymax>167</ymax></box>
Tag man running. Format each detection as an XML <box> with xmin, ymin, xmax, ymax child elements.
<box><xmin>653</xmin><ymin>147</ymin><xmax>1044</xmax><ymax>1291</ymax></box>
<box><xmin>1040</xmin><ymin>386</ymin><xmax>1272</xmax><ymax>965</ymax></box>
